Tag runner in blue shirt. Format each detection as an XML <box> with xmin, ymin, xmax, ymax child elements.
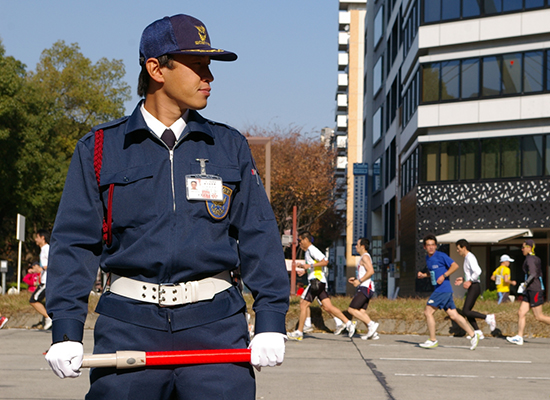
<box><xmin>416</xmin><ymin>234</ymin><xmax>480</xmax><ymax>350</ymax></box>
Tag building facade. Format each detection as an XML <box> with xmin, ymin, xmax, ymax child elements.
<box><xmin>331</xmin><ymin>0</ymin><xmax>368</xmax><ymax>295</ymax></box>
<box><xmin>358</xmin><ymin>0</ymin><xmax>550</xmax><ymax>297</ymax></box>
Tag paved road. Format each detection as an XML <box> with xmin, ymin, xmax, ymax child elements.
<box><xmin>1</xmin><ymin>329</ymin><xmax>549</xmax><ymax>399</ymax></box>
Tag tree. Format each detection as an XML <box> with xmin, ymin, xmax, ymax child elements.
<box><xmin>245</xmin><ymin>125</ymin><xmax>344</xmax><ymax>250</ymax></box>
<box><xmin>0</xmin><ymin>40</ymin><xmax>131</xmax><ymax>270</ymax></box>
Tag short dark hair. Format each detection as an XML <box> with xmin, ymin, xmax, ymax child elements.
<box><xmin>455</xmin><ymin>238</ymin><xmax>470</xmax><ymax>251</ymax></box>
<box><xmin>358</xmin><ymin>237</ymin><xmax>370</xmax><ymax>251</ymax></box>
<box><xmin>36</xmin><ymin>229</ymin><xmax>50</xmax><ymax>244</ymax></box>
<box><xmin>298</xmin><ymin>231</ymin><xmax>313</xmax><ymax>242</ymax></box>
<box><xmin>137</xmin><ymin>54</ymin><xmax>175</xmax><ymax>97</ymax></box>
<box><xmin>423</xmin><ymin>234</ymin><xmax>437</xmax><ymax>245</ymax></box>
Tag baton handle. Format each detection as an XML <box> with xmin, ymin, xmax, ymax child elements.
<box><xmin>82</xmin><ymin>349</ymin><xmax>251</xmax><ymax>369</ymax></box>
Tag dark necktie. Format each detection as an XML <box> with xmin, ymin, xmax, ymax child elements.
<box><xmin>161</xmin><ymin>128</ymin><xmax>176</xmax><ymax>150</ymax></box>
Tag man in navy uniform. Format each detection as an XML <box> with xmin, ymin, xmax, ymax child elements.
<box><xmin>45</xmin><ymin>14</ymin><xmax>289</xmax><ymax>399</ymax></box>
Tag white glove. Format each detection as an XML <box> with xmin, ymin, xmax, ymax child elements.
<box><xmin>248</xmin><ymin>332</ymin><xmax>286</xmax><ymax>371</ymax></box>
<box><xmin>517</xmin><ymin>282</ymin><xmax>526</xmax><ymax>294</ymax></box>
<box><xmin>45</xmin><ymin>341</ymin><xmax>84</xmax><ymax>379</ymax></box>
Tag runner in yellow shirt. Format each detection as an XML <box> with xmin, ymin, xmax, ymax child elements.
<box><xmin>491</xmin><ymin>254</ymin><xmax>516</xmax><ymax>304</ymax></box>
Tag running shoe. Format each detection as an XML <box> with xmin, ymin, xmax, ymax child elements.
<box><xmin>287</xmin><ymin>330</ymin><xmax>303</xmax><ymax>341</ymax></box>
<box><xmin>43</xmin><ymin>317</ymin><xmax>53</xmax><ymax>330</ymax></box>
<box><xmin>486</xmin><ymin>314</ymin><xmax>496</xmax><ymax>332</ymax></box>
<box><xmin>334</xmin><ymin>324</ymin><xmax>346</xmax><ymax>335</ymax></box>
<box><xmin>467</xmin><ymin>330</ymin><xmax>484</xmax><ymax>340</ymax></box>
<box><xmin>470</xmin><ymin>331</ymin><xmax>480</xmax><ymax>350</ymax></box>
<box><xmin>303</xmin><ymin>325</ymin><xmax>314</xmax><ymax>333</ymax></box>
<box><xmin>506</xmin><ymin>335</ymin><xmax>523</xmax><ymax>345</ymax></box>
<box><xmin>0</xmin><ymin>316</ymin><xmax>8</xmax><ymax>329</ymax></box>
<box><xmin>419</xmin><ymin>339</ymin><xmax>438</xmax><ymax>349</ymax></box>
<box><xmin>347</xmin><ymin>321</ymin><xmax>357</xmax><ymax>338</ymax></box>
<box><xmin>365</xmin><ymin>321</ymin><xmax>380</xmax><ymax>339</ymax></box>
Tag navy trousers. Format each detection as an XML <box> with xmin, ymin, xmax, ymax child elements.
<box><xmin>86</xmin><ymin>311</ymin><xmax>255</xmax><ymax>400</ymax></box>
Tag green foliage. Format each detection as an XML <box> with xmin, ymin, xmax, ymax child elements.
<box><xmin>0</xmin><ymin>40</ymin><xmax>131</xmax><ymax>269</ymax></box>
<box><xmin>482</xmin><ymin>289</ymin><xmax>498</xmax><ymax>301</ymax></box>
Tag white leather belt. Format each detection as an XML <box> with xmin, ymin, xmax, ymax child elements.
<box><xmin>108</xmin><ymin>271</ymin><xmax>233</xmax><ymax>307</ymax></box>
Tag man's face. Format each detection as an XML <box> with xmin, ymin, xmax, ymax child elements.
<box><xmin>456</xmin><ymin>245</ymin><xmax>467</xmax><ymax>257</ymax></box>
<box><xmin>501</xmin><ymin>261</ymin><xmax>510</xmax><ymax>267</ymax></box>
<box><xmin>424</xmin><ymin>239</ymin><xmax>437</xmax><ymax>256</ymax></box>
<box><xmin>355</xmin><ymin>240</ymin><xmax>362</xmax><ymax>254</ymax></box>
<box><xmin>298</xmin><ymin>238</ymin><xmax>309</xmax><ymax>252</ymax></box>
<box><xmin>34</xmin><ymin>234</ymin><xmax>44</xmax><ymax>247</ymax></box>
<box><xmin>522</xmin><ymin>244</ymin><xmax>531</xmax><ymax>256</ymax></box>
<box><xmin>161</xmin><ymin>54</ymin><xmax>214</xmax><ymax>111</ymax></box>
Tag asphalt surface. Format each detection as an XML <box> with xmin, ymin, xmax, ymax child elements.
<box><xmin>0</xmin><ymin>328</ymin><xmax>549</xmax><ymax>399</ymax></box>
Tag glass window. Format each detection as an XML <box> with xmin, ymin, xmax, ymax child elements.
<box><xmin>460</xmin><ymin>140</ymin><xmax>479</xmax><ymax>180</ymax></box>
<box><xmin>373</xmin><ymin>107</ymin><xmax>382</xmax><ymax>144</ymax></box>
<box><xmin>374</xmin><ymin>7</ymin><xmax>384</xmax><ymax>47</ymax></box>
<box><xmin>424</xmin><ymin>0</ymin><xmax>441</xmax><ymax>23</ymax></box>
<box><xmin>503</xmin><ymin>0</ymin><xmax>522</xmax><ymax>11</ymax></box>
<box><xmin>373</xmin><ymin>159</ymin><xmax>381</xmax><ymax>192</ymax></box>
<box><xmin>441</xmin><ymin>0</ymin><xmax>460</xmax><ymax>20</ymax></box>
<box><xmin>422</xmin><ymin>143</ymin><xmax>439</xmax><ymax>182</ymax></box>
<box><xmin>482</xmin><ymin>56</ymin><xmax>502</xmax><ymax>97</ymax></box>
<box><xmin>461</xmin><ymin>58</ymin><xmax>480</xmax><ymax>99</ymax></box>
<box><xmin>484</xmin><ymin>0</ymin><xmax>502</xmax><ymax>14</ymax></box>
<box><xmin>501</xmin><ymin>137</ymin><xmax>520</xmax><ymax>178</ymax></box>
<box><xmin>373</xmin><ymin>56</ymin><xmax>383</xmax><ymax>95</ymax></box>
<box><xmin>522</xmin><ymin>135</ymin><xmax>543</xmax><ymax>177</ymax></box>
<box><xmin>422</xmin><ymin>62</ymin><xmax>440</xmax><ymax>102</ymax></box>
<box><xmin>440</xmin><ymin>141</ymin><xmax>459</xmax><ymax>181</ymax></box>
<box><xmin>524</xmin><ymin>51</ymin><xmax>543</xmax><ymax>93</ymax></box>
<box><xmin>546</xmin><ymin>134</ymin><xmax>550</xmax><ymax>175</ymax></box>
<box><xmin>525</xmin><ymin>0</ymin><xmax>545</xmax><ymax>9</ymax></box>
<box><xmin>441</xmin><ymin>60</ymin><xmax>460</xmax><ymax>101</ymax></box>
<box><xmin>502</xmin><ymin>53</ymin><xmax>522</xmax><ymax>95</ymax></box>
<box><xmin>463</xmin><ymin>0</ymin><xmax>481</xmax><ymax>17</ymax></box>
<box><xmin>481</xmin><ymin>138</ymin><xmax>500</xmax><ymax>179</ymax></box>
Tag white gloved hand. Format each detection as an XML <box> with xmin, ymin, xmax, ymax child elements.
<box><xmin>45</xmin><ymin>341</ymin><xmax>84</xmax><ymax>379</ymax></box>
<box><xmin>248</xmin><ymin>332</ymin><xmax>286</xmax><ymax>371</ymax></box>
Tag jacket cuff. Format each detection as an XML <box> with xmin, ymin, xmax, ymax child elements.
<box><xmin>253</xmin><ymin>310</ymin><xmax>286</xmax><ymax>335</ymax></box>
<box><xmin>52</xmin><ymin>318</ymin><xmax>85</xmax><ymax>344</ymax></box>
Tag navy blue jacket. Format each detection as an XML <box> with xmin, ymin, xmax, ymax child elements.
<box><xmin>47</xmin><ymin>103</ymin><xmax>289</xmax><ymax>343</ymax></box>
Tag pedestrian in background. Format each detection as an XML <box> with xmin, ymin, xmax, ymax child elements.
<box><xmin>30</xmin><ymin>229</ymin><xmax>52</xmax><ymax>330</ymax></box>
<box><xmin>417</xmin><ymin>234</ymin><xmax>480</xmax><ymax>350</ymax></box>
<box><xmin>507</xmin><ymin>239</ymin><xmax>550</xmax><ymax>345</ymax></box>
<box><xmin>454</xmin><ymin>239</ymin><xmax>497</xmax><ymax>338</ymax></box>
<box><xmin>491</xmin><ymin>254</ymin><xmax>516</xmax><ymax>304</ymax></box>
<box><xmin>347</xmin><ymin>237</ymin><xmax>379</xmax><ymax>340</ymax></box>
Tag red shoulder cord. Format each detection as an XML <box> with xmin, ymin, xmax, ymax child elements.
<box><xmin>93</xmin><ymin>129</ymin><xmax>114</xmax><ymax>246</ymax></box>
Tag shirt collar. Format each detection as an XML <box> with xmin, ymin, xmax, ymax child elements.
<box><xmin>139</xmin><ymin>103</ymin><xmax>189</xmax><ymax>140</ymax></box>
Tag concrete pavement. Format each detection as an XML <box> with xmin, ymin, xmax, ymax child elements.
<box><xmin>1</xmin><ymin>328</ymin><xmax>549</xmax><ymax>399</ymax></box>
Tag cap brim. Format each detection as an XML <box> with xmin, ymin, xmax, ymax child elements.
<box><xmin>169</xmin><ymin>49</ymin><xmax>237</xmax><ymax>61</ymax></box>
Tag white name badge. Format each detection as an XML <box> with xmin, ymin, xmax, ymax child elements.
<box><xmin>186</xmin><ymin>175</ymin><xmax>223</xmax><ymax>201</ymax></box>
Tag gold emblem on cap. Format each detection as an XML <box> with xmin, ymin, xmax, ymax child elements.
<box><xmin>194</xmin><ymin>25</ymin><xmax>211</xmax><ymax>46</ymax></box>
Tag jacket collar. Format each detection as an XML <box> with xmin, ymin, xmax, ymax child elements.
<box><xmin>125</xmin><ymin>100</ymin><xmax>215</xmax><ymax>139</ymax></box>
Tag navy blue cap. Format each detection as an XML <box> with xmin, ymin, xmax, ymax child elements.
<box><xmin>139</xmin><ymin>14</ymin><xmax>237</xmax><ymax>65</ymax></box>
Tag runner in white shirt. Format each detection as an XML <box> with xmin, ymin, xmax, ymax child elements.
<box><xmin>287</xmin><ymin>232</ymin><xmax>356</xmax><ymax>340</ymax></box>
<box><xmin>454</xmin><ymin>239</ymin><xmax>496</xmax><ymax>338</ymax></box>
<box><xmin>30</xmin><ymin>229</ymin><xmax>52</xmax><ymax>330</ymax></box>
<box><xmin>347</xmin><ymin>238</ymin><xmax>379</xmax><ymax>340</ymax></box>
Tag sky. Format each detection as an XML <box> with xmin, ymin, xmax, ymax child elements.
<box><xmin>0</xmin><ymin>0</ymin><xmax>339</xmax><ymax>136</ymax></box>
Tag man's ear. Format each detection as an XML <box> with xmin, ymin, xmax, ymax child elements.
<box><xmin>145</xmin><ymin>58</ymin><xmax>165</xmax><ymax>84</ymax></box>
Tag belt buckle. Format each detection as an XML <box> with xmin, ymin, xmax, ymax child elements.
<box><xmin>158</xmin><ymin>283</ymin><xmax>181</xmax><ymax>307</ymax></box>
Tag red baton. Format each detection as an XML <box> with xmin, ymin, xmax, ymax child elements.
<box><xmin>82</xmin><ymin>349</ymin><xmax>251</xmax><ymax>369</ymax></box>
